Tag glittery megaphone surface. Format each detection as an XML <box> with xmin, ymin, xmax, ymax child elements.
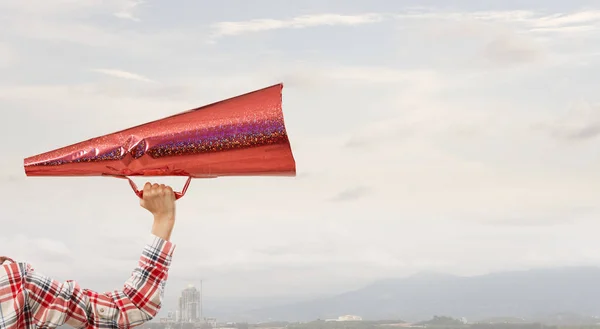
<box><xmin>24</xmin><ymin>84</ymin><xmax>296</xmax><ymax>199</ymax></box>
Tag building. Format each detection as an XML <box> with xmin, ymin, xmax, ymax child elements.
<box><xmin>338</xmin><ymin>315</ymin><xmax>363</xmax><ymax>321</ymax></box>
<box><xmin>205</xmin><ymin>317</ymin><xmax>218</xmax><ymax>328</ymax></box>
<box><xmin>179</xmin><ymin>284</ymin><xmax>201</xmax><ymax>323</ymax></box>
<box><xmin>167</xmin><ymin>311</ymin><xmax>176</xmax><ymax>322</ymax></box>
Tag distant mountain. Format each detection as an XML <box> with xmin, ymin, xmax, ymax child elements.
<box><xmin>236</xmin><ymin>267</ymin><xmax>600</xmax><ymax>323</ymax></box>
<box><xmin>477</xmin><ymin>317</ymin><xmax>528</xmax><ymax>324</ymax></box>
<box><xmin>530</xmin><ymin>312</ymin><xmax>600</xmax><ymax>326</ymax></box>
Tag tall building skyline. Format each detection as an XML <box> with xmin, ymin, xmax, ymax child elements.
<box><xmin>179</xmin><ymin>284</ymin><xmax>201</xmax><ymax>323</ymax></box>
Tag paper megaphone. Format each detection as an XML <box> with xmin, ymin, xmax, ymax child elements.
<box><xmin>24</xmin><ymin>84</ymin><xmax>296</xmax><ymax>199</ymax></box>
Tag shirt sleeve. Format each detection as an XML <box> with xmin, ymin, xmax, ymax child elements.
<box><xmin>22</xmin><ymin>235</ymin><xmax>176</xmax><ymax>329</ymax></box>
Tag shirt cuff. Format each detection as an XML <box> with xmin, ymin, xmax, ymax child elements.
<box><xmin>145</xmin><ymin>234</ymin><xmax>176</xmax><ymax>267</ymax></box>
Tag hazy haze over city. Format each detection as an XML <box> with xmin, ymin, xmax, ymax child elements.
<box><xmin>1</xmin><ymin>0</ymin><xmax>600</xmax><ymax>321</ymax></box>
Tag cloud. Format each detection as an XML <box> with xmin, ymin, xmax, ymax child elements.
<box><xmin>559</xmin><ymin>123</ymin><xmax>600</xmax><ymax>140</ymax></box>
<box><xmin>533</xmin><ymin>11</ymin><xmax>600</xmax><ymax>29</ymax></box>
<box><xmin>90</xmin><ymin>68</ymin><xmax>156</xmax><ymax>83</ymax></box>
<box><xmin>394</xmin><ymin>9</ymin><xmax>538</xmax><ymax>25</ymax></box>
<box><xmin>113</xmin><ymin>0</ymin><xmax>144</xmax><ymax>22</ymax></box>
<box><xmin>392</xmin><ymin>10</ymin><xmax>552</xmax><ymax>67</ymax></box>
<box><xmin>536</xmin><ymin>101</ymin><xmax>600</xmax><ymax>141</ymax></box>
<box><xmin>279</xmin><ymin>66</ymin><xmax>442</xmax><ymax>91</ymax></box>
<box><xmin>395</xmin><ymin>8</ymin><xmax>600</xmax><ymax>37</ymax></box>
<box><xmin>0</xmin><ymin>1</ymin><xmax>192</xmax><ymax>58</ymax></box>
<box><xmin>526</xmin><ymin>11</ymin><xmax>600</xmax><ymax>35</ymax></box>
<box><xmin>0</xmin><ymin>43</ymin><xmax>16</xmax><ymax>68</ymax></box>
<box><xmin>454</xmin><ymin>205</ymin><xmax>599</xmax><ymax>227</ymax></box>
<box><xmin>0</xmin><ymin>0</ymin><xmax>143</xmax><ymax>18</ymax></box>
<box><xmin>210</xmin><ymin>13</ymin><xmax>386</xmax><ymax>39</ymax></box>
<box><xmin>343</xmin><ymin>116</ymin><xmax>424</xmax><ymax>149</ymax></box>
<box><xmin>345</xmin><ymin>126</ymin><xmax>410</xmax><ymax>149</ymax></box>
<box><xmin>329</xmin><ymin>186</ymin><xmax>371</xmax><ymax>202</ymax></box>
<box><xmin>0</xmin><ymin>234</ymin><xmax>72</xmax><ymax>263</ymax></box>
<box><xmin>482</xmin><ymin>34</ymin><xmax>543</xmax><ymax>65</ymax></box>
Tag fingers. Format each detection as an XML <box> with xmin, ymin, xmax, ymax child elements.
<box><xmin>142</xmin><ymin>182</ymin><xmax>174</xmax><ymax>199</ymax></box>
<box><xmin>139</xmin><ymin>182</ymin><xmax>177</xmax><ymax>222</ymax></box>
<box><xmin>165</xmin><ymin>185</ymin><xmax>174</xmax><ymax>200</ymax></box>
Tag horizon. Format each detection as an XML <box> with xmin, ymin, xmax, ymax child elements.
<box><xmin>160</xmin><ymin>265</ymin><xmax>600</xmax><ymax>323</ymax></box>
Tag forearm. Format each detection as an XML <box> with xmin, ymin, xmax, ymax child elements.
<box><xmin>122</xmin><ymin>234</ymin><xmax>175</xmax><ymax>316</ymax></box>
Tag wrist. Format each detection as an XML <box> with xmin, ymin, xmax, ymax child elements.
<box><xmin>153</xmin><ymin>212</ymin><xmax>175</xmax><ymax>222</ymax></box>
<box><xmin>151</xmin><ymin>213</ymin><xmax>175</xmax><ymax>241</ymax></box>
<box><xmin>151</xmin><ymin>221</ymin><xmax>173</xmax><ymax>241</ymax></box>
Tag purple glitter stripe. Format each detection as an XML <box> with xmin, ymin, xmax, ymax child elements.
<box><xmin>34</xmin><ymin>120</ymin><xmax>288</xmax><ymax>166</ymax></box>
<box><xmin>147</xmin><ymin>119</ymin><xmax>287</xmax><ymax>158</ymax></box>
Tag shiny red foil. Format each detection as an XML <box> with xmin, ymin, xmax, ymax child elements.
<box><xmin>24</xmin><ymin>84</ymin><xmax>296</xmax><ymax>189</ymax></box>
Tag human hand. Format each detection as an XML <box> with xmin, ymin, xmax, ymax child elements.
<box><xmin>140</xmin><ymin>183</ymin><xmax>176</xmax><ymax>241</ymax></box>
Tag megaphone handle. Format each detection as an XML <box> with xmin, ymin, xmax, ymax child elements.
<box><xmin>125</xmin><ymin>176</ymin><xmax>192</xmax><ymax>200</ymax></box>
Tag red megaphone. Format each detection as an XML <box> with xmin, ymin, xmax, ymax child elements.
<box><xmin>24</xmin><ymin>84</ymin><xmax>296</xmax><ymax>199</ymax></box>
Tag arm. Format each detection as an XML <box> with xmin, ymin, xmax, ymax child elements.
<box><xmin>24</xmin><ymin>234</ymin><xmax>175</xmax><ymax>328</ymax></box>
<box><xmin>24</xmin><ymin>182</ymin><xmax>178</xmax><ymax>329</ymax></box>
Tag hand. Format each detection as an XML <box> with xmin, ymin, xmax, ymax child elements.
<box><xmin>140</xmin><ymin>183</ymin><xmax>176</xmax><ymax>241</ymax></box>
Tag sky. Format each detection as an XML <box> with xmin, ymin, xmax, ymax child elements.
<box><xmin>1</xmin><ymin>0</ymin><xmax>600</xmax><ymax>317</ymax></box>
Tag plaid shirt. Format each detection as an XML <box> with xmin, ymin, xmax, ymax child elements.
<box><xmin>0</xmin><ymin>235</ymin><xmax>175</xmax><ymax>329</ymax></box>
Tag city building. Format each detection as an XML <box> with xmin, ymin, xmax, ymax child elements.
<box><xmin>338</xmin><ymin>315</ymin><xmax>363</xmax><ymax>321</ymax></box>
<box><xmin>205</xmin><ymin>317</ymin><xmax>218</xmax><ymax>328</ymax></box>
<box><xmin>179</xmin><ymin>284</ymin><xmax>202</xmax><ymax>323</ymax></box>
<box><xmin>167</xmin><ymin>311</ymin><xmax>176</xmax><ymax>322</ymax></box>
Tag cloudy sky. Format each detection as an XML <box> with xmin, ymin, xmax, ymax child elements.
<box><xmin>1</xmin><ymin>0</ymin><xmax>600</xmax><ymax>315</ymax></box>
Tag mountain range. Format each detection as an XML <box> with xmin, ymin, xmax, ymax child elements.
<box><xmin>218</xmin><ymin>266</ymin><xmax>600</xmax><ymax>323</ymax></box>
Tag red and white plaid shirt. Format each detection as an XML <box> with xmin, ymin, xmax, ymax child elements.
<box><xmin>0</xmin><ymin>235</ymin><xmax>175</xmax><ymax>329</ymax></box>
